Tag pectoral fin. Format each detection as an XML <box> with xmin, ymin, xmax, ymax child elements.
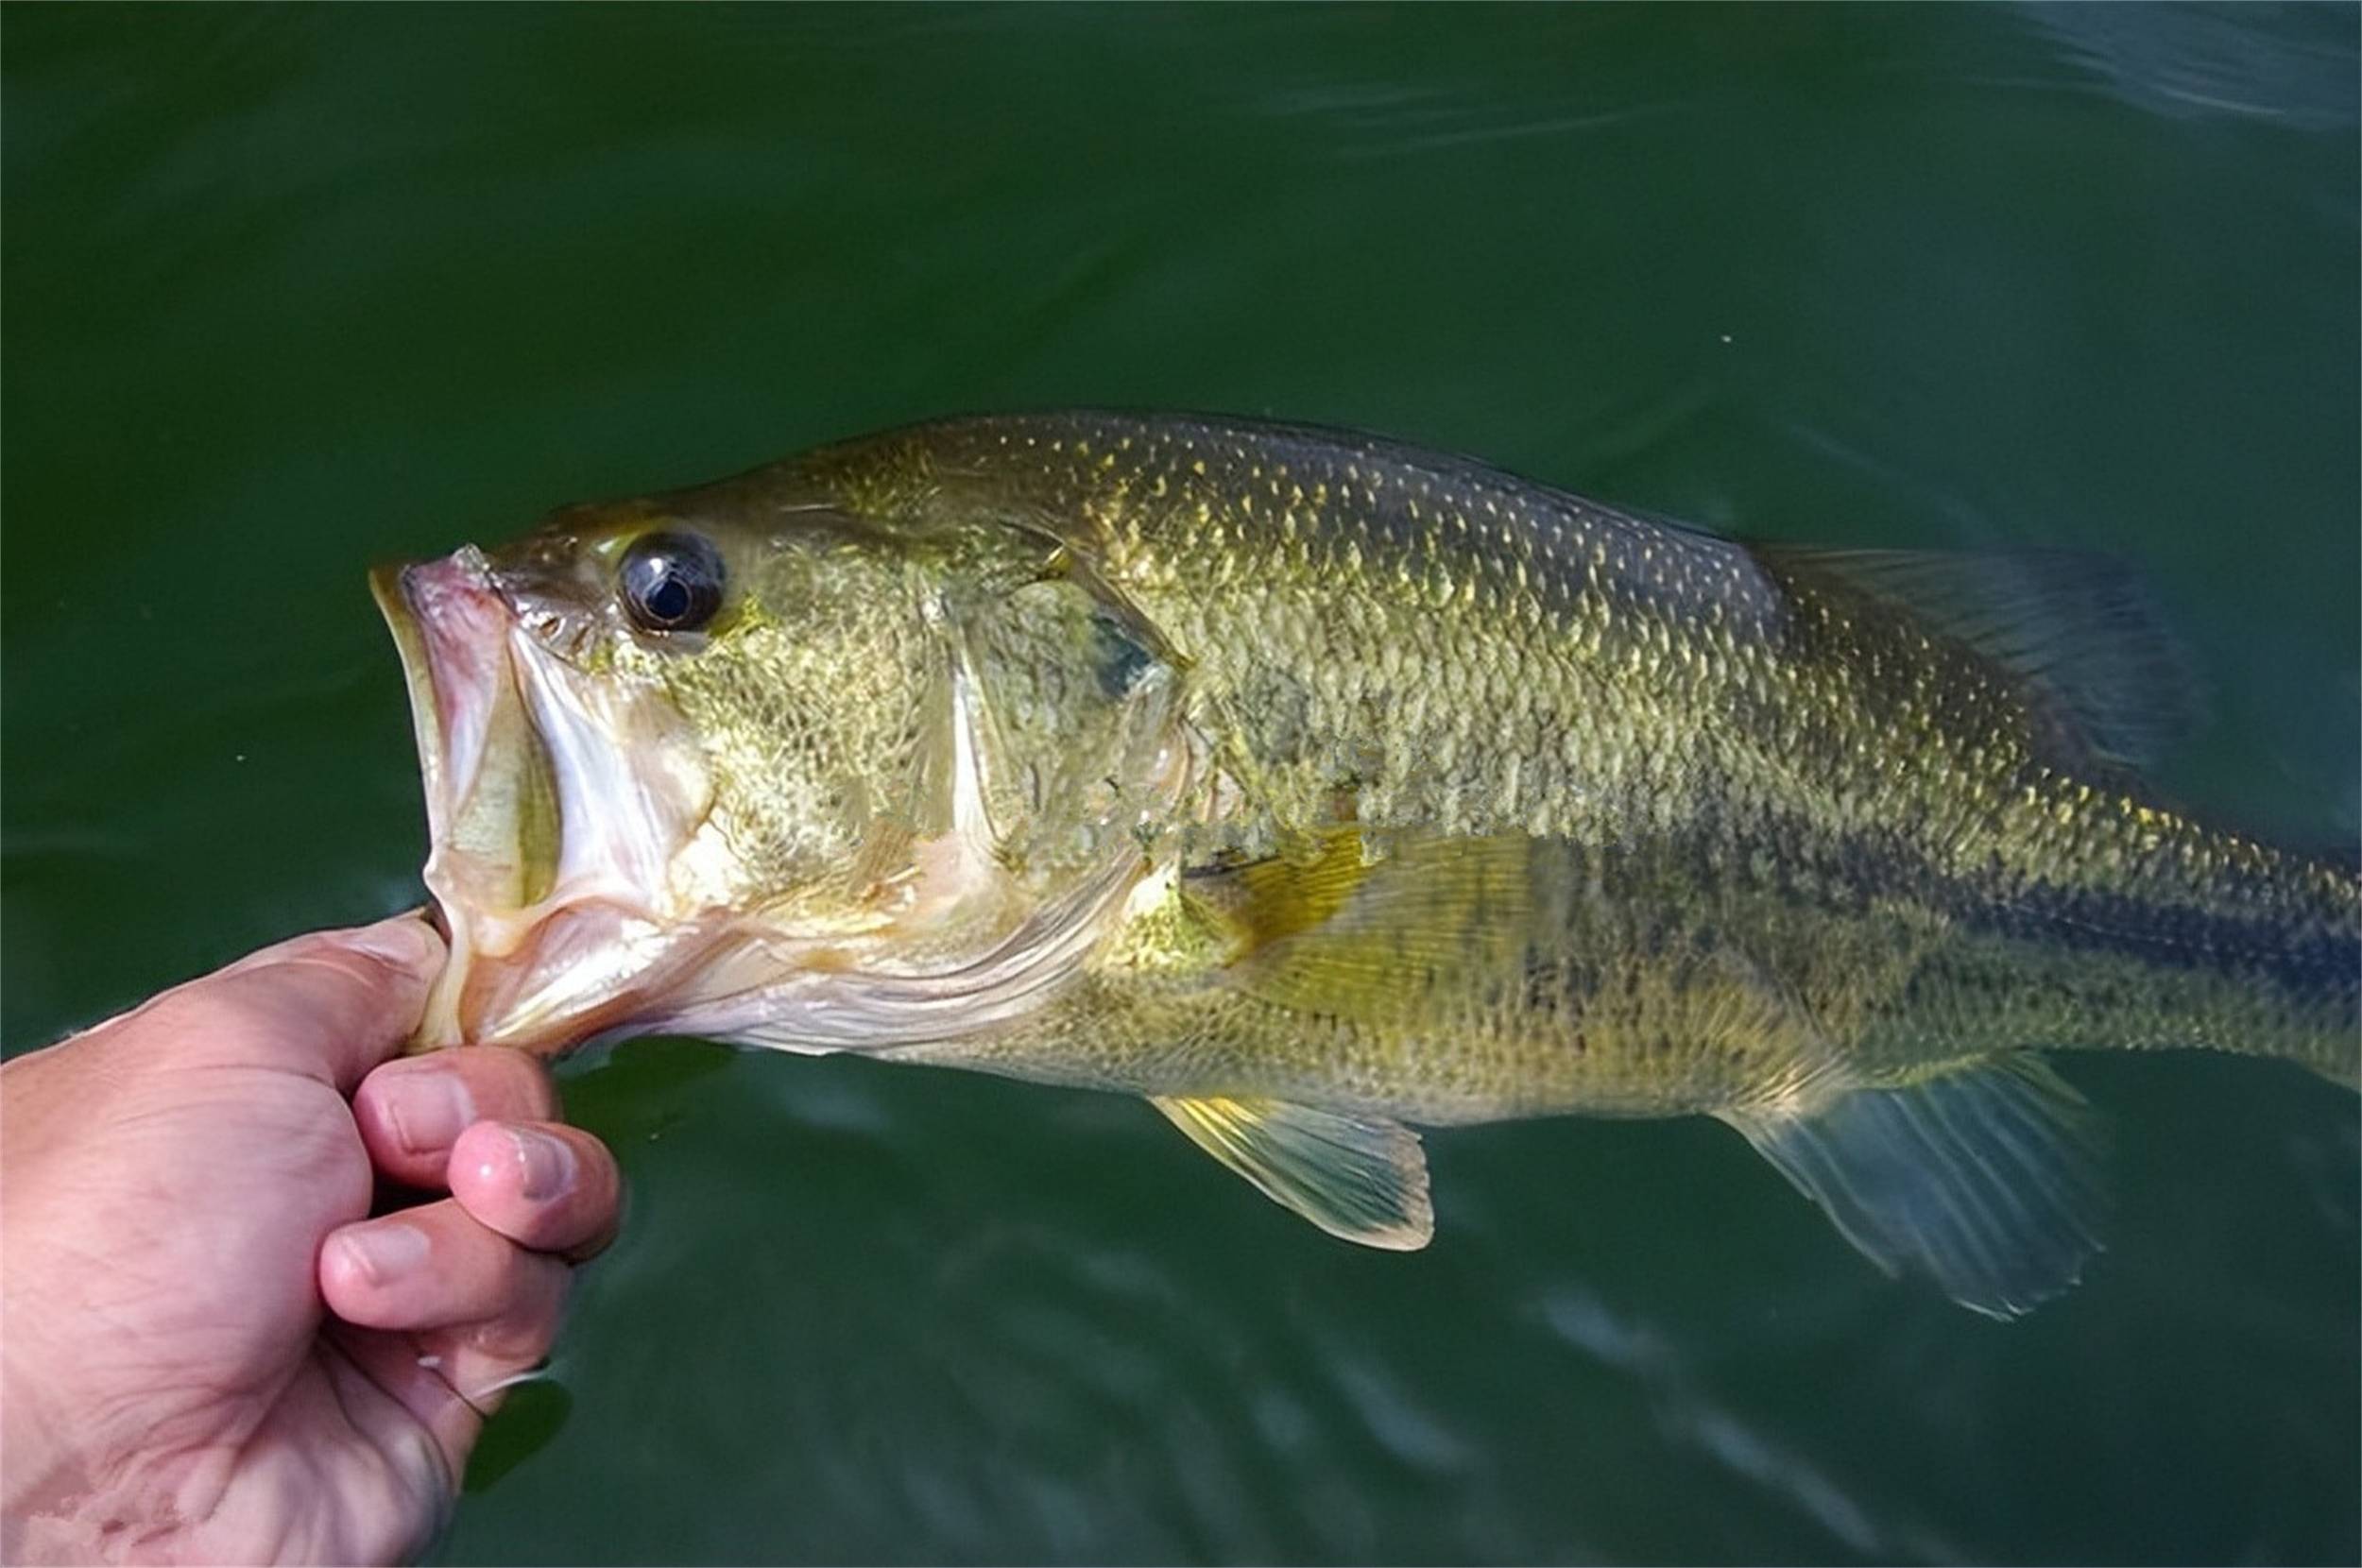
<box><xmin>1199</xmin><ymin>832</ymin><xmax>1541</xmax><ymax>1026</ymax></box>
<box><xmin>1151</xmin><ymin>1095</ymin><xmax>1433</xmax><ymax>1250</ymax></box>
<box><xmin>1719</xmin><ymin>1053</ymin><xmax>2107</xmax><ymax>1319</ymax></box>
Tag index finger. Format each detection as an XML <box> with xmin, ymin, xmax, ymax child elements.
<box><xmin>138</xmin><ymin>914</ymin><xmax>449</xmax><ymax>1094</ymax></box>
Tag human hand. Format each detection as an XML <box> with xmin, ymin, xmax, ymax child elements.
<box><xmin>1</xmin><ymin>914</ymin><xmax>622</xmax><ymax>1564</ymax></box>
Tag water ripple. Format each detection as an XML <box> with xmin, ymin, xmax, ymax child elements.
<box><xmin>1536</xmin><ymin>1286</ymin><xmax>1960</xmax><ymax>1560</ymax></box>
<box><xmin>2023</xmin><ymin>3</ymin><xmax>2358</xmax><ymax>129</ymax></box>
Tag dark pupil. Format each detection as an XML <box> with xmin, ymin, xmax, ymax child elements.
<box><xmin>642</xmin><ymin>572</ymin><xmax>693</xmax><ymax>623</ymax></box>
<box><xmin>621</xmin><ymin>531</ymin><xmax>724</xmax><ymax>632</ymax></box>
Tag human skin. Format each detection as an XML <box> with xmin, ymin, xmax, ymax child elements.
<box><xmin>0</xmin><ymin>913</ymin><xmax>623</xmax><ymax>1564</ymax></box>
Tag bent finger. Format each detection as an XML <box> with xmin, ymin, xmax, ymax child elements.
<box><xmin>354</xmin><ymin>1048</ymin><xmax>559</xmax><ymax>1189</ymax></box>
<box><xmin>321</xmin><ymin>1197</ymin><xmax>568</xmax><ymax>1333</ymax></box>
<box><xmin>317</xmin><ymin>1326</ymin><xmax>476</xmax><ymax>1560</ymax></box>
<box><xmin>327</xmin><ymin>1298</ymin><xmax>573</xmax><ymax>1508</ymax></box>
<box><xmin>448</xmin><ymin>1120</ymin><xmax>623</xmax><ymax>1258</ymax></box>
<box><xmin>414</xmin><ymin>1298</ymin><xmax>573</xmax><ymax>1413</ymax></box>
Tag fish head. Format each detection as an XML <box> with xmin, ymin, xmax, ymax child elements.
<box><xmin>375</xmin><ymin>476</ymin><xmax>1188</xmax><ymax>1054</ymax></box>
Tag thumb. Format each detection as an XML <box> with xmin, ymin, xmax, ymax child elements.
<box><xmin>142</xmin><ymin>913</ymin><xmax>450</xmax><ymax>1094</ymax></box>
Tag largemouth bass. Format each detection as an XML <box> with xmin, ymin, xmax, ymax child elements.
<box><xmin>374</xmin><ymin>412</ymin><xmax>2360</xmax><ymax>1317</ymax></box>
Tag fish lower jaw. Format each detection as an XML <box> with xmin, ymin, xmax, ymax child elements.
<box><xmin>415</xmin><ymin>877</ymin><xmax>893</xmax><ymax>1053</ymax></box>
<box><xmin>415</xmin><ymin>880</ymin><xmax>690</xmax><ymax>1052</ymax></box>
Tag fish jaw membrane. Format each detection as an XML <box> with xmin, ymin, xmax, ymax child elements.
<box><xmin>1718</xmin><ymin>1053</ymin><xmax>2109</xmax><ymax>1319</ymax></box>
<box><xmin>373</xmin><ymin>549</ymin><xmax>528</xmax><ymax>879</ymax></box>
<box><xmin>378</xmin><ymin>549</ymin><xmax>727</xmax><ymax>1052</ymax></box>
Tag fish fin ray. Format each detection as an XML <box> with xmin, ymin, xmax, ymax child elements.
<box><xmin>1718</xmin><ymin>1052</ymin><xmax>2108</xmax><ymax>1319</ymax></box>
<box><xmin>1755</xmin><ymin>545</ymin><xmax>2200</xmax><ymax>768</ymax></box>
<box><xmin>1198</xmin><ymin>834</ymin><xmax>1538</xmax><ymax>1013</ymax></box>
<box><xmin>1150</xmin><ymin>1094</ymin><xmax>1433</xmax><ymax>1250</ymax></box>
<box><xmin>1224</xmin><ymin>827</ymin><xmax>1379</xmax><ymax>949</ymax></box>
<box><xmin>716</xmin><ymin>1024</ymin><xmax>846</xmax><ymax>1056</ymax></box>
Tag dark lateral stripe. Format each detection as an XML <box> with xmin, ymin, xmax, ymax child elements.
<box><xmin>1953</xmin><ymin>875</ymin><xmax>2361</xmax><ymax>1012</ymax></box>
<box><xmin>1580</xmin><ymin>803</ymin><xmax>2360</xmax><ymax>1023</ymax></box>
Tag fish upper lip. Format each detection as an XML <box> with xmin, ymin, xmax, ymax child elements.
<box><xmin>373</xmin><ymin>547</ymin><xmax>509</xmax><ymax>849</ymax></box>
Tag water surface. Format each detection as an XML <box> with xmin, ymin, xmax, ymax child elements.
<box><xmin>5</xmin><ymin>7</ymin><xmax>2355</xmax><ymax>1562</ymax></box>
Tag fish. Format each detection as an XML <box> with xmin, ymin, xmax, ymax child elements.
<box><xmin>373</xmin><ymin>411</ymin><xmax>2360</xmax><ymax>1318</ymax></box>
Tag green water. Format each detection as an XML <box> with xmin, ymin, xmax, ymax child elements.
<box><xmin>6</xmin><ymin>7</ymin><xmax>2356</xmax><ymax>1562</ymax></box>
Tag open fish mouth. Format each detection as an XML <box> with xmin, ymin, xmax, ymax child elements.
<box><xmin>373</xmin><ymin>549</ymin><xmax>560</xmax><ymax>927</ymax></box>
<box><xmin>373</xmin><ymin>535</ymin><xmax>1188</xmax><ymax>1062</ymax></box>
<box><xmin>372</xmin><ymin>548</ymin><xmax>717</xmax><ymax>1052</ymax></box>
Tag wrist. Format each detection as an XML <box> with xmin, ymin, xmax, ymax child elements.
<box><xmin>2</xmin><ymin>1046</ymin><xmax>135</xmax><ymax>1559</ymax></box>
<box><xmin>1</xmin><ymin>1327</ymin><xmax>91</xmax><ymax>1561</ymax></box>
<box><xmin>0</xmin><ymin>1330</ymin><xmax>223</xmax><ymax>1566</ymax></box>
<box><xmin>3</xmin><ymin>1069</ymin><xmax>73</xmax><ymax>1530</ymax></box>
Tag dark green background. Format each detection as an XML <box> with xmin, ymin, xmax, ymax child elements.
<box><xmin>6</xmin><ymin>7</ymin><xmax>2356</xmax><ymax>1563</ymax></box>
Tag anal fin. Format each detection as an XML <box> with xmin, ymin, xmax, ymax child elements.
<box><xmin>1151</xmin><ymin>1095</ymin><xmax>1433</xmax><ymax>1251</ymax></box>
<box><xmin>1719</xmin><ymin>1053</ymin><xmax>2107</xmax><ymax>1319</ymax></box>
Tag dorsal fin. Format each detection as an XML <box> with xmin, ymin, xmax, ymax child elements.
<box><xmin>1755</xmin><ymin>545</ymin><xmax>2202</xmax><ymax>769</ymax></box>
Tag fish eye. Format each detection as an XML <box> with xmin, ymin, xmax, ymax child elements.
<box><xmin>619</xmin><ymin>530</ymin><xmax>726</xmax><ymax>633</ymax></box>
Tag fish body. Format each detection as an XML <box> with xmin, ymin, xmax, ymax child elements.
<box><xmin>377</xmin><ymin>411</ymin><xmax>2360</xmax><ymax>1315</ymax></box>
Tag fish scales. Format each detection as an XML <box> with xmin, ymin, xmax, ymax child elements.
<box><xmin>380</xmin><ymin>409</ymin><xmax>2360</xmax><ymax>1313</ymax></box>
<box><xmin>792</xmin><ymin>413</ymin><xmax>2358</xmax><ymax>1106</ymax></box>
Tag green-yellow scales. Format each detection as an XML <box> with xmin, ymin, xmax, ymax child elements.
<box><xmin>376</xmin><ymin>412</ymin><xmax>2359</xmax><ymax>1318</ymax></box>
